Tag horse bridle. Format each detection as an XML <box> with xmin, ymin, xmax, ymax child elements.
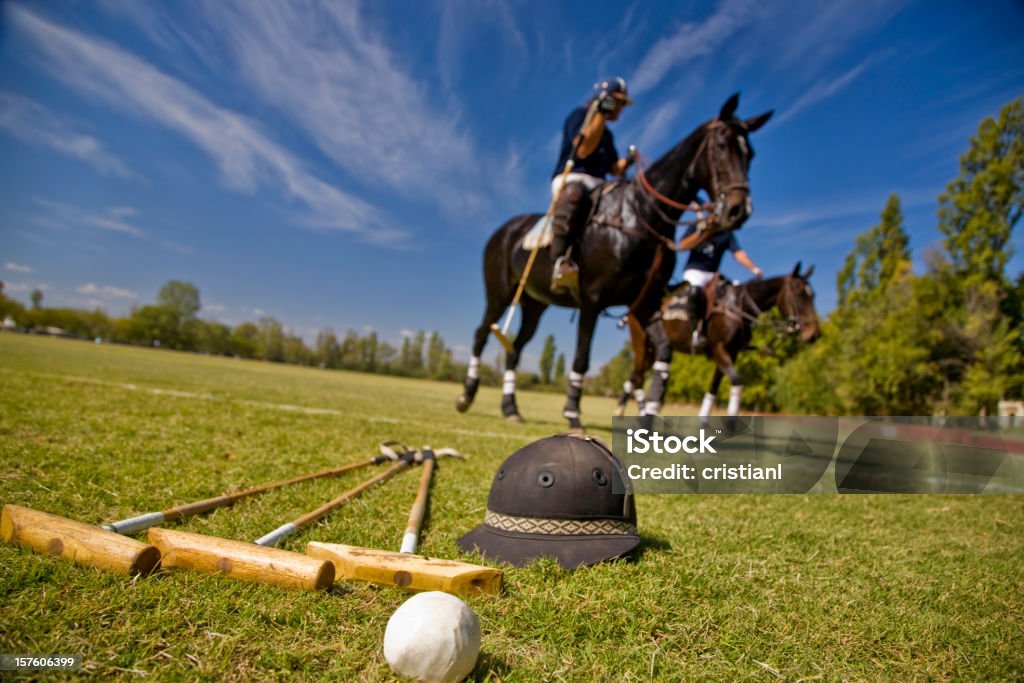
<box><xmin>633</xmin><ymin>119</ymin><xmax>752</xmax><ymax>231</ymax></box>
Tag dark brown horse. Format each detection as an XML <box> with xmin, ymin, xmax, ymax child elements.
<box><xmin>456</xmin><ymin>94</ymin><xmax>772</xmax><ymax>429</ymax></box>
<box><xmin>614</xmin><ymin>264</ymin><xmax>820</xmax><ymax>419</ymax></box>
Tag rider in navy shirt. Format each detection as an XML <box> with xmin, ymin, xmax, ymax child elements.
<box><xmin>549</xmin><ymin>77</ymin><xmax>635</xmax><ymax>295</ymax></box>
<box><xmin>680</xmin><ymin>224</ymin><xmax>762</xmax><ymax>347</ymax></box>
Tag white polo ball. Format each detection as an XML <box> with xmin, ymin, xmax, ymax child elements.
<box><xmin>383</xmin><ymin>591</ymin><xmax>481</xmax><ymax>683</ymax></box>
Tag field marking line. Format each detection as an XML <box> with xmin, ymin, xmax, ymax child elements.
<box><xmin>0</xmin><ymin>367</ymin><xmax>535</xmax><ymax>439</ymax></box>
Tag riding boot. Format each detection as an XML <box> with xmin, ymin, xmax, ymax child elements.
<box><xmin>550</xmin><ymin>182</ymin><xmax>585</xmax><ymax>295</ymax></box>
<box><xmin>687</xmin><ymin>287</ymin><xmax>706</xmax><ymax>352</ymax></box>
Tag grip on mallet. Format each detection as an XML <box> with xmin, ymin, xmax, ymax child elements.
<box><xmin>2</xmin><ymin>504</ymin><xmax>161</xmax><ymax>576</ymax></box>
<box><xmin>148</xmin><ymin>527</ymin><xmax>334</xmax><ymax>591</ymax></box>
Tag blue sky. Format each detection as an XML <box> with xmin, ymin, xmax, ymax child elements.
<box><xmin>1</xmin><ymin>0</ymin><xmax>1022</xmax><ymax>373</ymax></box>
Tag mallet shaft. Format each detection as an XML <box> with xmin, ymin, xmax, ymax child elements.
<box><xmin>401</xmin><ymin>448</ymin><xmax>436</xmax><ymax>554</ymax></box>
<box><xmin>103</xmin><ymin>457</ymin><xmax>387</xmax><ymax>535</ymax></box>
<box><xmin>254</xmin><ymin>459</ymin><xmax>412</xmax><ymax>547</ymax></box>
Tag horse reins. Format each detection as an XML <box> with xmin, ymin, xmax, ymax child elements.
<box><xmin>631</xmin><ymin>119</ymin><xmax>752</xmax><ymax>248</ymax></box>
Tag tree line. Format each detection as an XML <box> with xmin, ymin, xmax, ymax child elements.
<box><xmin>592</xmin><ymin>97</ymin><xmax>1023</xmax><ymax>416</ymax></box>
<box><xmin>0</xmin><ymin>280</ymin><xmax>501</xmax><ymax>383</ymax></box>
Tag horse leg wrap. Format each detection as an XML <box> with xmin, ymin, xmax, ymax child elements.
<box><xmin>563</xmin><ymin>371</ymin><xmax>584</xmax><ymax>423</ymax></box>
<box><xmin>727</xmin><ymin>385</ymin><xmax>742</xmax><ymax>417</ymax></box>
<box><xmin>643</xmin><ymin>361</ymin><xmax>670</xmax><ymax>416</ymax></box>
<box><xmin>501</xmin><ymin>392</ymin><xmax>520</xmax><ymax>418</ymax></box>
<box><xmin>699</xmin><ymin>392</ymin><xmax>716</xmax><ymax>419</ymax></box>
<box><xmin>456</xmin><ymin>358</ymin><xmax>482</xmax><ymax>412</ymax></box>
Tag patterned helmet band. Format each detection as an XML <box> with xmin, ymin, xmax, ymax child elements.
<box><xmin>484</xmin><ymin>510</ymin><xmax>637</xmax><ymax>537</ymax></box>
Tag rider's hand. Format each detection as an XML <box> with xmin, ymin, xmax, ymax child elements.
<box><xmin>597</xmin><ymin>94</ymin><xmax>618</xmax><ymax>114</ymax></box>
<box><xmin>753</xmin><ymin>267</ymin><xmax>763</xmax><ymax>279</ymax></box>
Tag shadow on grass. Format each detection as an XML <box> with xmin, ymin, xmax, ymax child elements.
<box><xmin>472</xmin><ymin>650</ymin><xmax>513</xmax><ymax>680</ymax></box>
<box><xmin>632</xmin><ymin>533</ymin><xmax>672</xmax><ymax>562</ymax></box>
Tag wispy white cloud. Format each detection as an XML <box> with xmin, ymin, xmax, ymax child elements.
<box><xmin>774</xmin><ymin>56</ymin><xmax>878</xmax><ymax>125</ymax></box>
<box><xmin>400</xmin><ymin>328</ymin><xmax>414</xmax><ymax>338</ymax></box>
<box><xmin>242</xmin><ymin>306</ymin><xmax>265</xmax><ymax>317</ymax></box>
<box><xmin>0</xmin><ymin>91</ymin><xmax>135</xmax><ymax>178</ymax></box>
<box><xmin>630</xmin><ymin>0</ymin><xmax>759</xmax><ymax>96</ymax></box>
<box><xmin>10</xmin><ymin>5</ymin><xmax>405</xmax><ymax>247</ymax></box>
<box><xmin>76</xmin><ymin>282</ymin><xmax>138</xmax><ymax>299</ymax></box>
<box><xmin>750</xmin><ymin>186</ymin><xmax>937</xmax><ymax>236</ymax></box>
<box><xmin>4</xmin><ymin>281</ymin><xmax>49</xmax><ymax>293</ymax></box>
<box><xmin>202</xmin><ymin>303</ymin><xmax>226</xmax><ymax>313</ymax></box>
<box><xmin>4</xmin><ymin>262</ymin><xmax>33</xmax><ymax>273</ymax></box>
<box><xmin>183</xmin><ymin>1</ymin><xmax>526</xmax><ymax>217</ymax></box>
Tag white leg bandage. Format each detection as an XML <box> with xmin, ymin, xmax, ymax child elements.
<box><xmin>699</xmin><ymin>392</ymin><xmax>715</xmax><ymax>418</ymax></box>
<box><xmin>623</xmin><ymin>380</ymin><xmax>634</xmax><ymax>394</ymax></box>
<box><xmin>467</xmin><ymin>356</ymin><xmax>480</xmax><ymax>380</ymax></box>
<box><xmin>568</xmin><ymin>371</ymin><xmax>584</xmax><ymax>389</ymax></box>
<box><xmin>728</xmin><ymin>385</ymin><xmax>742</xmax><ymax>416</ymax></box>
<box><xmin>503</xmin><ymin>370</ymin><xmax>516</xmax><ymax>395</ymax></box>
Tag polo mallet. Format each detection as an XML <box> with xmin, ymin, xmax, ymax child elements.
<box><xmin>101</xmin><ymin>448</ymin><xmax>405</xmax><ymax>535</ymax></box>
<box><xmin>0</xmin><ymin>444</ymin><xmax>410</xmax><ymax>582</ymax></box>
<box><xmin>490</xmin><ymin>100</ymin><xmax>601</xmax><ymax>353</ymax></box>
<box><xmin>146</xmin><ymin>443</ymin><xmax>421</xmax><ymax>591</ymax></box>
<box><xmin>400</xmin><ymin>446</ymin><xmax>465</xmax><ymax>554</ymax></box>
<box><xmin>307</xmin><ymin>447</ymin><xmax>504</xmax><ymax>595</ymax></box>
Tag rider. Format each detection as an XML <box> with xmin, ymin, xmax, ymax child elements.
<box><xmin>679</xmin><ymin>224</ymin><xmax>763</xmax><ymax>348</ymax></box>
<box><xmin>549</xmin><ymin>77</ymin><xmax>635</xmax><ymax>294</ymax></box>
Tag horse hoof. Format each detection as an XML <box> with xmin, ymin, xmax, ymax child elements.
<box><xmin>612</xmin><ymin>405</ymin><xmax>626</xmax><ymax>418</ymax></box>
<box><xmin>505</xmin><ymin>413</ymin><xmax>524</xmax><ymax>424</ymax></box>
<box><xmin>455</xmin><ymin>395</ymin><xmax>471</xmax><ymax>413</ymax></box>
<box><xmin>566</xmin><ymin>425</ymin><xmax>587</xmax><ymax>436</ymax></box>
<box><xmin>566</xmin><ymin>417</ymin><xmax>584</xmax><ymax>432</ymax></box>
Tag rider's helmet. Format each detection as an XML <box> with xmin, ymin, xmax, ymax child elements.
<box><xmin>593</xmin><ymin>77</ymin><xmax>634</xmax><ymax>105</ymax></box>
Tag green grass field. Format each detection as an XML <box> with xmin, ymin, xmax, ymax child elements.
<box><xmin>1</xmin><ymin>334</ymin><xmax>1022</xmax><ymax>681</ymax></box>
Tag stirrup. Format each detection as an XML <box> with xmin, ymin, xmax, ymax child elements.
<box><xmin>551</xmin><ymin>256</ymin><xmax>579</xmax><ymax>293</ymax></box>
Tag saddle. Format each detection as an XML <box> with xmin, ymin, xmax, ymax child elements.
<box><xmin>661</xmin><ymin>274</ymin><xmax>737</xmax><ymax>322</ymax></box>
<box><xmin>520</xmin><ymin>181</ymin><xmax>634</xmax><ymax>252</ymax></box>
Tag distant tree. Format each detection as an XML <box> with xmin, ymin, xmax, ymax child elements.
<box><xmin>258</xmin><ymin>316</ymin><xmax>284</xmax><ymax>362</ymax></box>
<box><xmin>194</xmin><ymin>320</ymin><xmax>232</xmax><ymax>355</ymax></box>
<box><xmin>362</xmin><ymin>331</ymin><xmax>379</xmax><ymax>372</ymax></box>
<box><xmin>539</xmin><ymin>335</ymin><xmax>556</xmax><ymax>384</ymax></box>
<box><xmin>426</xmin><ymin>331</ymin><xmax>445</xmax><ymax>378</ymax></box>
<box><xmin>30</xmin><ymin>288</ymin><xmax>43</xmax><ymax>310</ymax></box>
<box><xmin>938</xmin><ymin>97</ymin><xmax>1022</xmax><ymax>290</ymax></box>
<box><xmin>554</xmin><ymin>353</ymin><xmax>565</xmax><ymax>383</ymax></box>
<box><xmin>316</xmin><ymin>328</ymin><xmax>341</xmax><ymax>368</ymax></box>
<box><xmin>837</xmin><ymin>193</ymin><xmax>910</xmax><ymax>307</ymax></box>
<box><xmin>340</xmin><ymin>330</ymin><xmax>360</xmax><ymax>369</ymax></box>
<box><xmin>283</xmin><ymin>333</ymin><xmax>313</xmax><ymax>366</ymax></box>
<box><xmin>379</xmin><ymin>340</ymin><xmax>398</xmax><ymax>372</ymax></box>
<box><xmin>411</xmin><ymin>330</ymin><xmax>426</xmax><ymax>375</ymax></box>
<box><xmin>157</xmin><ymin>280</ymin><xmax>201</xmax><ymax>321</ymax></box>
<box><xmin>232</xmin><ymin>322</ymin><xmax>260</xmax><ymax>358</ymax></box>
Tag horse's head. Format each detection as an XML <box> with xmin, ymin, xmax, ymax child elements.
<box><xmin>694</xmin><ymin>93</ymin><xmax>773</xmax><ymax>232</ymax></box>
<box><xmin>779</xmin><ymin>262</ymin><xmax>821</xmax><ymax>344</ymax></box>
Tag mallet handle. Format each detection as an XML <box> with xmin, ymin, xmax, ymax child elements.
<box><xmin>149</xmin><ymin>527</ymin><xmax>334</xmax><ymax>591</ymax></box>
<box><xmin>254</xmin><ymin>459</ymin><xmax>411</xmax><ymax>546</ymax></box>
<box><xmin>2</xmin><ymin>504</ymin><xmax>161</xmax><ymax>576</ymax></box>
<box><xmin>400</xmin><ymin>448</ymin><xmax>436</xmax><ymax>554</ymax></box>
<box><xmin>103</xmin><ymin>457</ymin><xmax>387</xmax><ymax>535</ymax></box>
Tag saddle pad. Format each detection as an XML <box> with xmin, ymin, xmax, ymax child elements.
<box><xmin>522</xmin><ymin>215</ymin><xmax>554</xmax><ymax>250</ymax></box>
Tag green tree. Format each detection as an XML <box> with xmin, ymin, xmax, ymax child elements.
<box><xmin>316</xmin><ymin>328</ymin><xmax>341</xmax><ymax>368</ymax></box>
<box><xmin>232</xmin><ymin>322</ymin><xmax>260</xmax><ymax>358</ymax></box>
<box><xmin>554</xmin><ymin>353</ymin><xmax>566</xmax><ymax>383</ymax></box>
<box><xmin>258</xmin><ymin>317</ymin><xmax>284</xmax><ymax>362</ymax></box>
<box><xmin>157</xmin><ymin>280</ymin><xmax>201</xmax><ymax>320</ymax></box>
<box><xmin>938</xmin><ymin>97</ymin><xmax>1022</xmax><ymax>290</ymax></box>
<box><xmin>837</xmin><ymin>193</ymin><xmax>910</xmax><ymax>307</ymax></box>
<box><xmin>426</xmin><ymin>331</ymin><xmax>445</xmax><ymax>378</ymax></box>
<box><xmin>30</xmin><ymin>288</ymin><xmax>43</xmax><ymax>310</ymax></box>
<box><xmin>539</xmin><ymin>335</ymin><xmax>556</xmax><ymax>384</ymax></box>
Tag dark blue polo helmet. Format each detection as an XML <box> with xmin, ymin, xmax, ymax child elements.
<box><xmin>593</xmin><ymin>77</ymin><xmax>634</xmax><ymax>105</ymax></box>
